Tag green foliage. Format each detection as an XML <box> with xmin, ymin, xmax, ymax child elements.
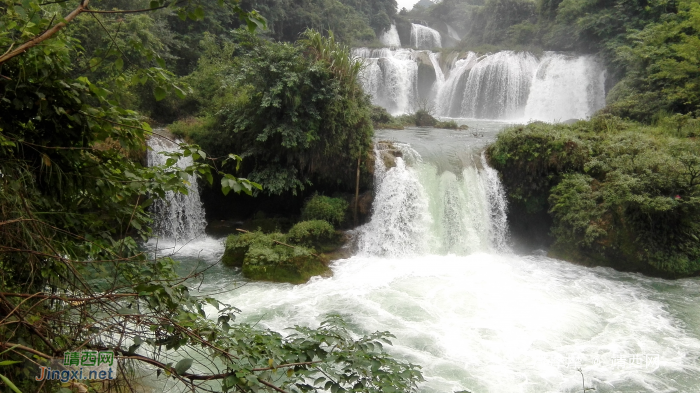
<box><xmin>223</xmin><ymin>231</ymin><xmax>330</xmax><ymax>283</ymax></box>
<box><xmin>608</xmin><ymin>0</ymin><xmax>700</xmax><ymax>120</ymax></box>
<box><xmin>288</xmin><ymin>220</ymin><xmax>340</xmax><ymax>251</ymax></box>
<box><xmin>414</xmin><ymin>109</ymin><xmax>438</xmax><ymax>127</ymax></box>
<box><xmin>488</xmin><ymin>115</ymin><xmax>700</xmax><ymax>276</ymax></box>
<box><xmin>178</xmin><ymin>29</ymin><xmax>374</xmax><ymax>196</ymax></box>
<box><xmin>371</xmin><ymin>105</ymin><xmax>406</xmax><ymax>129</ymax></box>
<box><xmin>0</xmin><ymin>2</ymin><xmax>424</xmax><ymax>393</ymax></box>
<box><xmin>435</xmin><ymin>119</ymin><xmax>465</xmax><ymax>129</ymax></box>
<box><xmin>301</xmin><ymin>194</ymin><xmax>349</xmax><ymax>225</ymax></box>
<box><xmin>240</xmin><ymin>0</ymin><xmax>398</xmax><ymax>45</ymax></box>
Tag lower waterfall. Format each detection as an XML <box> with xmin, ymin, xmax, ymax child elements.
<box><xmin>358</xmin><ymin>144</ymin><xmax>509</xmax><ymax>257</ymax></box>
<box><xmin>152</xmin><ymin>127</ymin><xmax>700</xmax><ymax>393</ymax></box>
<box><xmin>146</xmin><ymin>137</ymin><xmax>206</xmax><ymax>242</ymax></box>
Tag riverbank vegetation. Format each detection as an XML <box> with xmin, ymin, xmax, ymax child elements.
<box><xmin>488</xmin><ymin>114</ymin><xmax>700</xmax><ymax>277</ymax></box>
<box><xmin>371</xmin><ymin>106</ymin><xmax>468</xmax><ymax>130</ymax></box>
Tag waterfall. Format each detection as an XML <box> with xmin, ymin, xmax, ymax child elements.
<box><xmin>446</xmin><ymin>24</ymin><xmax>461</xmax><ymax>41</ymax></box>
<box><xmin>523</xmin><ymin>53</ymin><xmax>607</xmax><ymax>122</ymax></box>
<box><xmin>358</xmin><ymin>48</ymin><xmax>607</xmax><ymax>121</ymax></box>
<box><xmin>410</xmin><ymin>23</ymin><xmax>442</xmax><ymax>49</ymax></box>
<box><xmin>435</xmin><ymin>53</ymin><xmax>478</xmax><ymax>116</ymax></box>
<box><xmin>358</xmin><ymin>144</ymin><xmax>508</xmax><ymax>257</ymax></box>
<box><xmin>379</xmin><ymin>24</ymin><xmax>401</xmax><ymax>47</ymax></box>
<box><xmin>458</xmin><ymin>51</ymin><xmax>538</xmax><ymax>119</ymax></box>
<box><xmin>354</xmin><ymin>48</ymin><xmax>418</xmax><ymax>115</ymax></box>
<box><xmin>428</xmin><ymin>52</ymin><xmax>445</xmax><ymax>101</ymax></box>
<box><xmin>147</xmin><ymin>137</ymin><xmax>207</xmax><ymax>242</ymax></box>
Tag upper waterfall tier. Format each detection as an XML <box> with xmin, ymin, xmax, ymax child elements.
<box><xmin>379</xmin><ymin>24</ymin><xmax>401</xmax><ymax>47</ymax></box>
<box><xmin>147</xmin><ymin>137</ymin><xmax>207</xmax><ymax>242</ymax></box>
<box><xmin>410</xmin><ymin>23</ymin><xmax>442</xmax><ymax>49</ymax></box>
<box><xmin>354</xmin><ymin>48</ymin><xmax>606</xmax><ymax>122</ymax></box>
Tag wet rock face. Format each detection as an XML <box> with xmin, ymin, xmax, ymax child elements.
<box><xmin>376</xmin><ymin>141</ymin><xmax>403</xmax><ymax>169</ymax></box>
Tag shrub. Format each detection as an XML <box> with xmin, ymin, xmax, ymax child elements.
<box><xmin>414</xmin><ymin>109</ymin><xmax>437</xmax><ymax>126</ymax></box>
<box><xmin>301</xmin><ymin>195</ymin><xmax>348</xmax><ymax>225</ymax></box>
<box><xmin>488</xmin><ymin>114</ymin><xmax>700</xmax><ymax>277</ymax></box>
<box><xmin>435</xmin><ymin>120</ymin><xmax>466</xmax><ymax>129</ymax></box>
<box><xmin>370</xmin><ymin>105</ymin><xmax>394</xmax><ymax>125</ymax></box>
<box><xmin>288</xmin><ymin>220</ymin><xmax>340</xmax><ymax>251</ymax></box>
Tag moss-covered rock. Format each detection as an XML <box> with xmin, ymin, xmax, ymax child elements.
<box><xmin>487</xmin><ymin>114</ymin><xmax>700</xmax><ymax>278</ymax></box>
<box><xmin>288</xmin><ymin>220</ymin><xmax>342</xmax><ymax>252</ymax></box>
<box><xmin>222</xmin><ymin>231</ymin><xmax>331</xmax><ymax>284</ymax></box>
<box><xmin>376</xmin><ymin>141</ymin><xmax>403</xmax><ymax>168</ymax></box>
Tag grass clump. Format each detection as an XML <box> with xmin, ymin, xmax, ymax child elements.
<box><xmin>487</xmin><ymin>113</ymin><xmax>700</xmax><ymax>277</ymax></box>
<box><xmin>301</xmin><ymin>194</ymin><xmax>348</xmax><ymax>226</ymax></box>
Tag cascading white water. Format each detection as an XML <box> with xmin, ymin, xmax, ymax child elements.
<box><xmin>379</xmin><ymin>24</ymin><xmax>401</xmax><ymax>47</ymax></box>
<box><xmin>358</xmin><ymin>144</ymin><xmax>509</xmax><ymax>257</ymax></box>
<box><xmin>458</xmin><ymin>51</ymin><xmax>538</xmax><ymax>119</ymax></box>
<box><xmin>359</xmin><ymin>48</ymin><xmax>607</xmax><ymax>121</ymax></box>
<box><xmin>354</xmin><ymin>48</ymin><xmax>419</xmax><ymax>115</ymax></box>
<box><xmin>435</xmin><ymin>53</ymin><xmax>478</xmax><ymax>116</ymax></box>
<box><xmin>411</xmin><ymin>23</ymin><xmax>442</xmax><ymax>49</ymax></box>
<box><xmin>523</xmin><ymin>53</ymin><xmax>607</xmax><ymax>122</ymax></box>
<box><xmin>192</xmin><ymin>130</ymin><xmax>700</xmax><ymax>393</ymax></box>
<box><xmin>446</xmin><ymin>24</ymin><xmax>461</xmax><ymax>41</ymax></box>
<box><xmin>428</xmin><ymin>52</ymin><xmax>445</xmax><ymax>102</ymax></box>
<box><xmin>147</xmin><ymin>137</ymin><xmax>206</xmax><ymax>242</ymax></box>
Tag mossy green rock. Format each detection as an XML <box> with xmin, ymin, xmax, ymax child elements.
<box><xmin>222</xmin><ymin>231</ymin><xmax>330</xmax><ymax>284</ymax></box>
<box><xmin>287</xmin><ymin>220</ymin><xmax>343</xmax><ymax>253</ymax></box>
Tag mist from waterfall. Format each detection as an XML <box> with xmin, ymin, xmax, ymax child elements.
<box><xmin>356</xmin><ymin>49</ymin><xmax>606</xmax><ymax>122</ymax></box>
<box><xmin>147</xmin><ymin>137</ymin><xmax>207</xmax><ymax>242</ymax></box>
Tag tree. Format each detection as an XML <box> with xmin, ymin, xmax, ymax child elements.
<box><xmin>178</xmin><ymin>29</ymin><xmax>374</xmax><ymax>196</ymax></box>
<box><xmin>0</xmin><ymin>1</ymin><xmax>422</xmax><ymax>392</ymax></box>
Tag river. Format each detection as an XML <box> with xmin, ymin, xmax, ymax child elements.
<box><xmin>147</xmin><ymin>119</ymin><xmax>700</xmax><ymax>393</ymax></box>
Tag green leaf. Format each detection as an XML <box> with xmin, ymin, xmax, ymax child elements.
<box><xmin>174</xmin><ymin>358</ymin><xmax>193</xmax><ymax>375</ymax></box>
<box><xmin>114</xmin><ymin>57</ymin><xmax>124</xmax><ymax>71</ymax></box>
<box><xmin>154</xmin><ymin>86</ymin><xmax>166</xmax><ymax>101</ymax></box>
<box><xmin>0</xmin><ymin>374</ymin><xmax>22</xmax><ymax>393</ymax></box>
<box><xmin>0</xmin><ymin>361</ymin><xmax>21</xmax><ymax>366</ymax></box>
<box><xmin>194</xmin><ymin>6</ymin><xmax>205</xmax><ymax>20</ymax></box>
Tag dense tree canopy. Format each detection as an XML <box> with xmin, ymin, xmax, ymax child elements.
<box><xmin>171</xmin><ymin>30</ymin><xmax>375</xmax><ymax>195</ymax></box>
